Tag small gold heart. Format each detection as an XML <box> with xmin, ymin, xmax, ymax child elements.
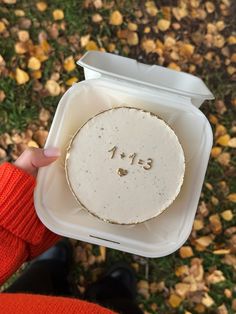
<box><xmin>117</xmin><ymin>168</ymin><xmax>128</xmax><ymax>177</ymax></box>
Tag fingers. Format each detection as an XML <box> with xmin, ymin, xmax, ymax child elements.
<box><xmin>14</xmin><ymin>147</ymin><xmax>61</xmax><ymax>177</ymax></box>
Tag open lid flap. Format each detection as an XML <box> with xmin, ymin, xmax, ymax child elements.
<box><xmin>77</xmin><ymin>51</ymin><xmax>214</xmax><ymax>107</ymax></box>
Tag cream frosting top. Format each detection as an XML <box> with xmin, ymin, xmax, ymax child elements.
<box><xmin>65</xmin><ymin>107</ymin><xmax>185</xmax><ymax>224</ymax></box>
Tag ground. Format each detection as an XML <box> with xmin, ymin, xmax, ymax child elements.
<box><xmin>0</xmin><ymin>0</ymin><xmax>236</xmax><ymax>313</ymax></box>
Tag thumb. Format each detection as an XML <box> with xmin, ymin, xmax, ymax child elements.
<box><xmin>14</xmin><ymin>147</ymin><xmax>61</xmax><ymax>177</ymax></box>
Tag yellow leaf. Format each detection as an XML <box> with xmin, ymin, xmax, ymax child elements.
<box><xmin>85</xmin><ymin>40</ymin><xmax>98</xmax><ymax>51</ymax></box>
<box><xmin>15</xmin><ymin>42</ymin><xmax>27</xmax><ymax>54</ymax></box>
<box><xmin>157</xmin><ymin>19</ymin><xmax>171</xmax><ymax>31</ymax></box>
<box><xmin>40</xmin><ymin>39</ymin><xmax>51</xmax><ymax>53</ymax></box>
<box><xmin>213</xmin><ymin>249</ymin><xmax>230</xmax><ymax>255</ymax></box>
<box><xmin>175</xmin><ymin>283</ymin><xmax>190</xmax><ymax>298</ymax></box>
<box><xmin>195</xmin><ymin>236</ymin><xmax>213</xmax><ymax>247</ymax></box>
<box><xmin>14</xmin><ymin>10</ymin><xmax>25</xmax><ymax>17</ymax></box>
<box><xmin>145</xmin><ymin>1</ymin><xmax>158</xmax><ymax>16</ymax></box>
<box><xmin>168</xmin><ymin>62</ymin><xmax>181</xmax><ymax>71</ymax></box>
<box><xmin>99</xmin><ymin>246</ymin><xmax>106</xmax><ymax>261</ymax></box>
<box><xmin>80</xmin><ymin>35</ymin><xmax>90</xmax><ymax>47</ymax></box>
<box><xmin>175</xmin><ymin>265</ymin><xmax>189</xmax><ymax>277</ymax></box>
<box><xmin>217</xmin><ymin>152</ymin><xmax>230</xmax><ymax>166</ymax></box>
<box><xmin>179</xmin><ymin>43</ymin><xmax>195</xmax><ymax>58</ymax></box>
<box><xmin>63</xmin><ymin>56</ymin><xmax>76</xmax><ymax>72</ymax></box>
<box><xmin>209</xmin><ymin>214</ymin><xmax>222</xmax><ymax>235</ymax></box>
<box><xmin>66</xmin><ymin>77</ymin><xmax>78</xmax><ymax>86</ymax></box>
<box><xmin>45</xmin><ymin>80</ymin><xmax>61</xmax><ymax>96</ymax></box>
<box><xmin>168</xmin><ymin>294</ymin><xmax>182</xmax><ymax>308</ymax></box>
<box><xmin>18</xmin><ymin>30</ymin><xmax>29</xmax><ymax>42</ymax></box>
<box><xmin>209</xmin><ymin>114</ymin><xmax>218</xmax><ymax>125</ymax></box>
<box><xmin>202</xmin><ymin>292</ymin><xmax>214</xmax><ymax>307</ymax></box>
<box><xmin>92</xmin><ymin>13</ymin><xmax>103</xmax><ymax>23</ymax></box>
<box><xmin>227</xmin><ymin>193</ymin><xmax>236</xmax><ymax>203</ymax></box>
<box><xmin>15</xmin><ymin>68</ymin><xmax>29</xmax><ymax>85</ymax></box>
<box><xmin>27</xmin><ymin>140</ymin><xmax>39</xmax><ymax>148</ymax></box>
<box><xmin>179</xmin><ymin>246</ymin><xmax>194</xmax><ymax>258</ymax></box>
<box><xmin>216</xmin><ymin>134</ymin><xmax>230</xmax><ymax>146</ymax></box>
<box><xmin>142</xmin><ymin>39</ymin><xmax>156</xmax><ymax>53</ymax></box>
<box><xmin>211</xmin><ymin>147</ymin><xmax>222</xmax><ymax>158</ymax></box>
<box><xmin>228</xmin><ymin>137</ymin><xmax>236</xmax><ymax>148</ymax></box>
<box><xmin>127</xmin><ymin>31</ymin><xmax>139</xmax><ymax>46</ymax></box>
<box><xmin>205</xmin><ymin>1</ymin><xmax>215</xmax><ymax>13</ymax></box>
<box><xmin>53</xmin><ymin>9</ymin><xmax>64</xmax><ymax>21</ymax></box>
<box><xmin>227</xmin><ymin>35</ymin><xmax>236</xmax><ymax>45</ymax></box>
<box><xmin>128</xmin><ymin>22</ymin><xmax>138</xmax><ymax>31</ymax></box>
<box><xmin>221</xmin><ymin>210</ymin><xmax>233</xmax><ymax>221</ymax></box>
<box><xmin>172</xmin><ymin>6</ymin><xmax>188</xmax><ymax>21</ymax></box>
<box><xmin>0</xmin><ymin>21</ymin><xmax>6</xmax><ymax>33</ymax></box>
<box><xmin>215</xmin><ymin>124</ymin><xmax>227</xmax><ymax>138</ymax></box>
<box><xmin>36</xmin><ymin>2</ymin><xmax>47</xmax><ymax>11</ymax></box>
<box><xmin>193</xmin><ymin>219</ymin><xmax>204</xmax><ymax>231</ymax></box>
<box><xmin>28</xmin><ymin>57</ymin><xmax>41</xmax><ymax>70</ymax></box>
<box><xmin>109</xmin><ymin>10</ymin><xmax>123</xmax><ymax>26</ymax></box>
<box><xmin>108</xmin><ymin>43</ymin><xmax>116</xmax><ymax>52</ymax></box>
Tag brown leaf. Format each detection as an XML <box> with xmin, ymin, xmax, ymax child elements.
<box><xmin>14</xmin><ymin>10</ymin><xmax>25</xmax><ymax>17</ymax></box>
<box><xmin>202</xmin><ymin>292</ymin><xmax>214</xmax><ymax>307</ymax></box>
<box><xmin>179</xmin><ymin>43</ymin><xmax>195</xmax><ymax>58</ymax></box>
<box><xmin>215</xmin><ymin>100</ymin><xmax>227</xmax><ymax>115</ymax></box>
<box><xmin>99</xmin><ymin>246</ymin><xmax>106</xmax><ymax>261</ymax></box>
<box><xmin>93</xmin><ymin>0</ymin><xmax>103</xmax><ymax>9</ymax></box>
<box><xmin>15</xmin><ymin>42</ymin><xmax>27</xmax><ymax>54</ymax></box>
<box><xmin>195</xmin><ymin>236</ymin><xmax>213</xmax><ymax>247</ymax></box>
<box><xmin>217</xmin><ymin>304</ymin><xmax>228</xmax><ymax>314</ymax></box>
<box><xmin>53</xmin><ymin>9</ymin><xmax>64</xmax><ymax>21</ymax></box>
<box><xmin>222</xmin><ymin>254</ymin><xmax>236</xmax><ymax>269</ymax></box>
<box><xmin>175</xmin><ymin>283</ymin><xmax>191</xmax><ymax>298</ymax></box>
<box><xmin>39</xmin><ymin>108</ymin><xmax>51</xmax><ymax>123</ymax></box>
<box><xmin>92</xmin><ymin>13</ymin><xmax>103</xmax><ymax>23</ymax></box>
<box><xmin>224</xmin><ymin>289</ymin><xmax>232</xmax><ymax>298</ymax></box>
<box><xmin>0</xmin><ymin>21</ymin><xmax>6</xmax><ymax>33</ymax></box>
<box><xmin>175</xmin><ymin>265</ymin><xmax>189</xmax><ymax>277</ymax></box>
<box><xmin>109</xmin><ymin>10</ymin><xmax>123</xmax><ymax>26</ymax></box>
<box><xmin>215</xmin><ymin>124</ymin><xmax>227</xmax><ymax>138</ymax></box>
<box><xmin>145</xmin><ymin>1</ymin><xmax>158</xmax><ymax>16</ymax></box>
<box><xmin>0</xmin><ymin>148</ymin><xmax>7</xmax><ymax>159</ymax></box>
<box><xmin>213</xmin><ymin>249</ymin><xmax>231</xmax><ymax>255</ymax></box>
<box><xmin>18</xmin><ymin>30</ymin><xmax>29</xmax><ymax>42</ymax></box>
<box><xmin>0</xmin><ymin>90</ymin><xmax>6</xmax><ymax>102</ymax></box>
<box><xmin>172</xmin><ymin>6</ymin><xmax>188</xmax><ymax>21</ymax></box>
<box><xmin>33</xmin><ymin>130</ymin><xmax>48</xmax><ymax>147</ymax></box>
<box><xmin>193</xmin><ymin>219</ymin><xmax>204</xmax><ymax>231</ymax></box>
<box><xmin>227</xmin><ymin>193</ymin><xmax>236</xmax><ymax>203</ymax></box>
<box><xmin>142</xmin><ymin>39</ymin><xmax>156</xmax><ymax>53</ymax></box>
<box><xmin>3</xmin><ymin>0</ymin><xmax>16</xmax><ymax>3</ymax></box>
<box><xmin>228</xmin><ymin>138</ymin><xmax>236</xmax><ymax>148</ymax></box>
<box><xmin>209</xmin><ymin>214</ymin><xmax>222</xmax><ymax>234</ymax></box>
<box><xmin>205</xmin><ymin>2</ymin><xmax>215</xmax><ymax>13</ymax></box>
<box><xmin>217</xmin><ymin>153</ymin><xmax>230</xmax><ymax>166</ymax></box>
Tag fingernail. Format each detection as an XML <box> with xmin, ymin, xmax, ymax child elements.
<box><xmin>44</xmin><ymin>147</ymin><xmax>61</xmax><ymax>157</ymax></box>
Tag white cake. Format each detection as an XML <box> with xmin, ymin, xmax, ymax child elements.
<box><xmin>65</xmin><ymin>107</ymin><xmax>185</xmax><ymax>224</ymax></box>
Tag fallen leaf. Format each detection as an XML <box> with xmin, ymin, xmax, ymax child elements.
<box><xmin>99</xmin><ymin>246</ymin><xmax>106</xmax><ymax>261</ymax></box>
<box><xmin>221</xmin><ymin>210</ymin><xmax>233</xmax><ymax>221</ymax></box>
<box><xmin>168</xmin><ymin>62</ymin><xmax>181</xmax><ymax>71</ymax></box>
<box><xmin>36</xmin><ymin>2</ymin><xmax>47</xmax><ymax>11</ymax></box>
<box><xmin>3</xmin><ymin>0</ymin><xmax>16</xmax><ymax>3</ymax></box>
<box><xmin>215</xmin><ymin>100</ymin><xmax>227</xmax><ymax>115</ymax></box>
<box><xmin>179</xmin><ymin>246</ymin><xmax>194</xmax><ymax>258</ymax></box>
<box><xmin>80</xmin><ymin>35</ymin><xmax>90</xmax><ymax>47</ymax></box>
<box><xmin>27</xmin><ymin>140</ymin><xmax>39</xmax><ymax>148</ymax></box>
<box><xmin>137</xmin><ymin>280</ymin><xmax>150</xmax><ymax>299</ymax></box>
<box><xmin>217</xmin><ymin>153</ymin><xmax>230</xmax><ymax>166</ymax></box>
<box><xmin>157</xmin><ymin>19</ymin><xmax>170</xmax><ymax>31</ymax></box>
<box><xmin>193</xmin><ymin>219</ymin><xmax>204</xmax><ymax>231</ymax></box>
<box><xmin>228</xmin><ymin>138</ymin><xmax>236</xmax><ymax>148</ymax></box>
<box><xmin>175</xmin><ymin>265</ymin><xmax>189</xmax><ymax>277</ymax></box>
<box><xmin>209</xmin><ymin>214</ymin><xmax>222</xmax><ymax>234</ymax></box>
<box><xmin>31</xmin><ymin>70</ymin><xmax>42</xmax><ymax>79</ymax></box>
<box><xmin>28</xmin><ymin>56</ymin><xmax>41</xmax><ymax>70</ymax></box>
<box><xmin>168</xmin><ymin>294</ymin><xmax>182</xmax><ymax>308</ymax></box>
<box><xmin>213</xmin><ymin>249</ymin><xmax>231</xmax><ymax>255</ymax></box>
<box><xmin>109</xmin><ymin>10</ymin><xmax>123</xmax><ymax>26</ymax></box>
<box><xmin>15</xmin><ymin>68</ymin><xmax>29</xmax><ymax>85</ymax></box>
<box><xmin>202</xmin><ymin>292</ymin><xmax>214</xmax><ymax>307</ymax></box>
<box><xmin>15</xmin><ymin>42</ymin><xmax>27</xmax><ymax>54</ymax></box>
<box><xmin>175</xmin><ymin>283</ymin><xmax>190</xmax><ymax>298</ymax></box>
<box><xmin>216</xmin><ymin>134</ymin><xmax>230</xmax><ymax>146</ymax></box>
<box><xmin>172</xmin><ymin>6</ymin><xmax>188</xmax><ymax>21</ymax></box>
<box><xmin>0</xmin><ymin>21</ymin><xmax>6</xmax><ymax>33</ymax></box>
<box><xmin>215</xmin><ymin>124</ymin><xmax>227</xmax><ymax>138</ymax></box>
<box><xmin>45</xmin><ymin>80</ymin><xmax>61</xmax><ymax>96</ymax></box>
<box><xmin>224</xmin><ymin>289</ymin><xmax>232</xmax><ymax>298</ymax></box>
<box><xmin>195</xmin><ymin>236</ymin><xmax>213</xmax><ymax>247</ymax></box>
<box><xmin>0</xmin><ymin>90</ymin><xmax>6</xmax><ymax>102</ymax></box>
<box><xmin>149</xmin><ymin>281</ymin><xmax>165</xmax><ymax>293</ymax></box>
<box><xmin>145</xmin><ymin>1</ymin><xmax>158</xmax><ymax>16</ymax></box>
<box><xmin>39</xmin><ymin>108</ymin><xmax>51</xmax><ymax>123</ymax></box>
<box><xmin>66</xmin><ymin>77</ymin><xmax>78</xmax><ymax>86</ymax></box>
<box><xmin>14</xmin><ymin>10</ymin><xmax>25</xmax><ymax>17</ymax></box>
<box><xmin>179</xmin><ymin>43</ymin><xmax>195</xmax><ymax>58</ymax></box>
<box><xmin>33</xmin><ymin>130</ymin><xmax>48</xmax><ymax>147</ymax></box>
<box><xmin>18</xmin><ymin>30</ymin><xmax>29</xmax><ymax>42</ymax></box>
<box><xmin>211</xmin><ymin>147</ymin><xmax>222</xmax><ymax>158</ymax></box>
<box><xmin>227</xmin><ymin>194</ymin><xmax>236</xmax><ymax>203</ymax></box>
<box><xmin>142</xmin><ymin>39</ymin><xmax>156</xmax><ymax>53</ymax></box>
<box><xmin>232</xmin><ymin>299</ymin><xmax>236</xmax><ymax>311</ymax></box>
<box><xmin>92</xmin><ymin>13</ymin><xmax>103</xmax><ymax>23</ymax></box>
<box><xmin>205</xmin><ymin>2</ymin><xmax>215</xmax><ymax>13</ymax></box>
<box><xmin>206</xmin><ymin>270</ymin><xmax>226</xmax><ymax>284</ymax></box>
<box><xmin>128</xmin><ymin>22</ymin><xmax>138</xmax><ymax>31</ymax></box>
<box><xmin>63</xmin><ymin>56</ymin><xmax>76</xmax><ymax>72</ymax></box>
<box><xmin>217</xmin><ymin>304</ymin><xmax>228</xmax><ymax>314</ymax></box>
<box><xmin>85</xmin><ymin>40</ymin><xmax>98</xmax><ymax>51</ymax></box>
<box><xmin>53</xmin><ymin>9</ymin><xmax>64</xmax><ymax>21</ymax></box>
<box><xmin>93</xmin><ymin>0</ymin><xmax>103</xmax><ymax>9</ymax></box>
<box><xmin>0</xmin><ymin>148</ymin><xmax>7</xmax><ymax>159</ymax></box>
<box><xmin>127</xmin><ymin>31</ymin><xmax>139</xmax><ymax>46</ymax></box>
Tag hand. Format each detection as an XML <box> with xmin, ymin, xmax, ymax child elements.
<box><xmin>14</xmin><ymin>147</ymin><xmax>61</xmax><ymax>177</ymax></box>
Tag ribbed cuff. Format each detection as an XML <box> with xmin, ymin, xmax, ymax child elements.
<box><xmin>0</xmin><ymin>162</ymin><xmax>46</xmax><ymax>245</ymax></box>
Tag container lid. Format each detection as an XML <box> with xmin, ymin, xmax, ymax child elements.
<box><xmin>77</xmin><ymin>51</ymin><xmax>214</xmax><ymax>103</ymax></box>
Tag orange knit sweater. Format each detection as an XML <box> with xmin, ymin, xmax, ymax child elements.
<box><xmin>0</xmin><ymin>162</ymin><xmax>116</xmax><ymax>314</ymax></box>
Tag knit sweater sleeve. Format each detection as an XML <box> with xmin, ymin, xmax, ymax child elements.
<box><xmin>0</xmin><ymin>162</ymin><xmax>60</xmax><ymax>285</ymax></box>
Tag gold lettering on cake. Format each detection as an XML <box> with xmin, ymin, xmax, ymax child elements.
<box><xmin>108</xmin><ymin>146</ymin><xmax>117</xmax><ymax>159</ymax></box>
<box><xmin>108</xmin><ymin>146</ymin><xmax>154</xmax><ymax>171</ymax></box>
<box><xmin>128</xmin><ymin>153</ymin><xmax>136</xmax><ymax>165</ymax></box>
<box><xmin>117</xmin><ymin>168</ymin><xmax>128</xmax><ymax>177</ymax></box>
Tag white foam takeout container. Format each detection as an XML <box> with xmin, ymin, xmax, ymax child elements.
<box><xmin>34</xmin><ymin>51</ymin><xmax>214</xmax><ymax>258</ymax></box>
